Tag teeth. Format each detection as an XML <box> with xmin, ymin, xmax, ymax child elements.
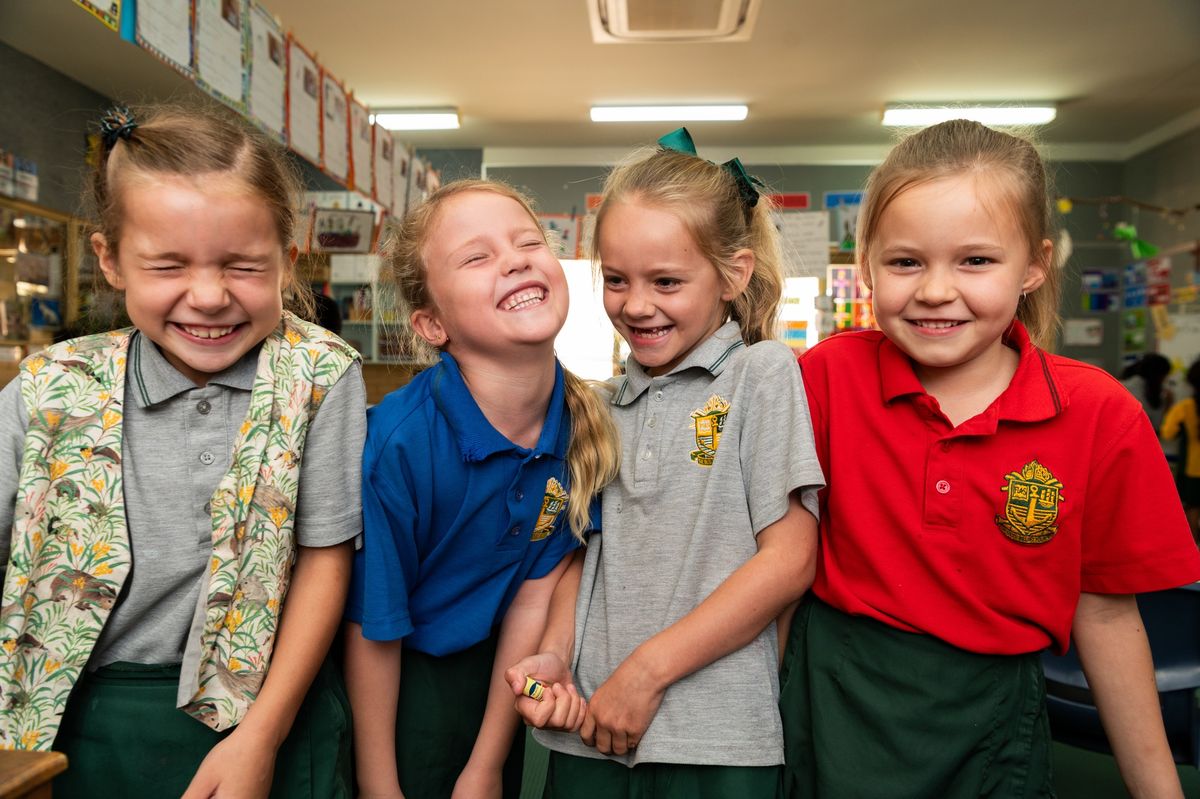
<box><xmin>183</xmin><ymin>325</ymin><xmax>235</xmax><ymax>339</ymax></box>
<box><xmin>633</xmin><ymin>326</ymin><xmax>670</xmax><ymax>339</ymax></box>
<box><xmin>914</xmin><ymin>320</ymin><xmax>960</xmax><ymax>329</ymax></box>
<box><xmin>502</xmin><ymin>288</ymin><xmax>545</xmax><ymax>311</ymax></box>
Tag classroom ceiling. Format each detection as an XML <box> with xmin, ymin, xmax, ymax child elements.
<box><xmin>4</xmin><ymin>0</ymin><xmax>1200</xmax><ymax>161</ymax></box>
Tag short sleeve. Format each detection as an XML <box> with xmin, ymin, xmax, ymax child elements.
<box><xmin>739</xmin><ymin>344</ymin><xmax>826</xmax><ymax>533</ymax></box>
<box><xmin>1081</xmin><ymin>405</ymin><xmax>1200</xmax><ymax>593</ymax></box>
<box><xmin>0</xmin><ymin>377</ymin><xmax>28</xmax><ymax>566</ymax></box>
<box><xmin>294</xmin><ymin>361</ymin><xmax>367</xmax><ymax>547</ymax></box>
<box><xmin>344</xmin><ymin>418</ymin><xmax>419</xmax><ymax>642</ymax></box>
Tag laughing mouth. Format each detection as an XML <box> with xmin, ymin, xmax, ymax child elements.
<box><xmin>631</xmin><ymin>325</ymin><xmax>671</xmax><ymax>339</ymax></box>
<box><xmin>180</xmin><ymin>324</ymin><xmax>237</xmax><ymax>339</ymax></box>
<box><xmin>500</xmin><ymin>287</ymin><xmax>546</xmax><ymax>311</ymax></box>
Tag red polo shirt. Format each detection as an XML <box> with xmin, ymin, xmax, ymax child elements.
<box><xmin>800</xmin><ymin>323</ymin><xmax>1200</xmax><ymax>655</ymax></box>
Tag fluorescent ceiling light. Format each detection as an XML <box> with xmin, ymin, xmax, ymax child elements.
<box><xmin>882</xmin><ymin>104</ymin><xmax>1057</xmax><ymax>127</ymax></box>
<box><xmin>372</xmin><ymin>108</ymin><xmax>460</xmax><ymax>131</ymax></box>
<box><xmin>590</xmin><ymin>105</ymin><xmax>748</xmax><ymax>122</ymax></box>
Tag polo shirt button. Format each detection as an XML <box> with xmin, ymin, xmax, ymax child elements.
<box><xmin>935</xmin><ymin>480</ymin><xmax>951</xmax><ymax>494</ymax></box>
<box><xmin>515</xmin><ymin>489</ymin><xmax>524</xmax><ymax>501</ymax></box>
<box><xmin>509</xmin><ymin>525</ymin><xmax>521</xmax><ymax>537</ymax></box>
<box><xmin>199</xmin><ymin>451</ymin><xmax>215</xmax><ymax>465</ymax></box>
<box><xmin>203</xmin><ymin>501</ymin><xmax>212</xmax><ymax>514</ymax></box>
<box><xmin>648</xmin><ymin>416</ymin><xmax>656</xmax><ymax>428</ymax></box>
<box><xmin>654</xmin><ymin>391</ymin><xmax>664</xmax><ymax>402</ymax></box>
<box><xmin>940</xmin><ymin>441</ymin><xmax>951</xmax><ymax>451</ymax></box>
<box><xmin>197</xmin><ymin>400</ymin><xmax>212</xmax><ymax>415</ymax></box>
<box><xmin>642</xmin><ymin>449</ymin><xmax>651</xmax><ymax>461</ymax></box>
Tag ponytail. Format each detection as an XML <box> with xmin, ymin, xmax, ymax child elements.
<box><xmin>562</xmin><ymin>369</ymin><xmax>622</xmax><ymax>540</ymax></box>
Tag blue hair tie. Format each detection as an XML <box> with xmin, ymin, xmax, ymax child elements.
<box><xmin>99</xmin><ymin>106</ymin><xmax>138</xmax><ymax>149</ymax></box>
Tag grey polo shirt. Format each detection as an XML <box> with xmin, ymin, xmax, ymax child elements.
<box><xmin>536</xmin><ymin>321</ymin><xmax>825</xmax><ymax>767</ymax></box>
<box><xmin>0</xmin><ymin>332</ymin><xmax>365</xmax><ymax>667</ymax></box>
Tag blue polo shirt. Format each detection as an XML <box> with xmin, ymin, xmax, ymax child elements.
<box><xmin>346</xmin><ymin>352</ymin><xmax>587</xmax><ymax>655</ymax></box>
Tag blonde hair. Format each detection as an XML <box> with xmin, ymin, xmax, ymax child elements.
<box><xmin>86</xmin><ymin>101</ymin><xmax>313</xmax><ymax>319</ymax></box>
<box><xmin>378</xmin><ymin>179</ymin><xmax>620</xmax><ymax>539</ymax></box>
<box><xmin>590</xmin><ymin>148</ymin><xmax>785</xmax><ymax>344</ymax></box>
<box><xmin>857</xmin><ymin>119</ymin><xmax>1061</xmax><ymax>347</ymax></box>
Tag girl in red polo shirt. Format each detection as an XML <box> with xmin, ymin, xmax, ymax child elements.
<box><xmin>781</xmin><ymin>119</ymin><xmax>1200</xmax><ymax>798</ymax></box>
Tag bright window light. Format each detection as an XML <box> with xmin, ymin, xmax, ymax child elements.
<box><xmin>373</xmin><ymin>109</ymin><xmax>460</xmax><ymax>131</ymax></box>
<box><xmin>590</xmin><ymin>105</ymin><xmax>748</xmax><ymax>122</ymax></box>
<box><xmin>882</xmin><ymin>105</ymin><xmax>1057</xmax><ymax>127</ymax></box>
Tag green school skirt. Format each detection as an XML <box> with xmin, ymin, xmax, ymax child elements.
<box><xmin>53</xmin><ymin>657</ymin><xmax>352</xmax><ymax>799</ymax></box>
<box><xmin>395</xmin><ymin>633</ymin><xmax>525</xmax><ymax>799</ymax></box>
<box><xmin>543</xmin><ymin>751</ymin><xmax>783</xmax><ymax>799</ymax></box>
<box><xmin>779</xmin><ymin>598</ymin><xmax>1054</xmax><ymax>799</ymax></box>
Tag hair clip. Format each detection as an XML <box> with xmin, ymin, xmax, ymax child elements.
<box><xmin>99</xmin><ymin>106</ymin><xmax>138</xmax><ymax>149</ymax></box>
<box><xmin>657</xmin><ymin>126</ymin><xmax>762</xmax><ymax>211</ymax></box>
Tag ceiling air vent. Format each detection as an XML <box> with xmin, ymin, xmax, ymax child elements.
<box><xmin>589</xmin><ymin>0</ymin><xmax>761</xmax><ymax>43</ymax></box>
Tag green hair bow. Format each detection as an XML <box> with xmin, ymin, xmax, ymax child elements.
<box><xmin>657</xmin><ymin>127</ymin><xmax>763</xmax><ymax>211</ymax></box>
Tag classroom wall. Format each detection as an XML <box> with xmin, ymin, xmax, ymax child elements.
<box><xmin>0</xmin><ymin>42</ymin><xmax>109</xmax><ymax>215</ymax></box>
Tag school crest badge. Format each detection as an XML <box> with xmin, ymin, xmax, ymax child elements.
<box><xmin>690</xmin><ymin>394</ymin><xmax>730</xmax><ymax>467</ymax></box>
<box><xmin>531</xmin><ymin>477</ymin><xmax>569</xmax><ymax>541</ymax></box>
<box><xmin>995</xmin><ymin>459</ymin><xmax>1064</xmax><ymax>544</ymax></box>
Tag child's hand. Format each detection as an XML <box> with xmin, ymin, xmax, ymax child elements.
<box><xmin>451</xmin><ymin>762</ymin><xmax>502</xmax><ymax>799</ymax></box>
<box><xmin>505</xmin><ymin>652</ymin><xmax>587</xmax><ymax>731</ymax></box>
<box><xmin>180</xmin><ymin>726</ymin><xmax>276</xmax><ymax>799</ymax></box>
<box><xmin>580</xmin><ymin>657</ymin><xmax>665</xmax><ymax>757</ymax></box>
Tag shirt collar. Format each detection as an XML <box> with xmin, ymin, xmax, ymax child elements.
<box><xmin>127</xmin><ymin>331</ymin><xmax>259</xmax><ymax>408</ymax></box>
<box><xmin>431</xmin><ymin>351</ymin><xmax>569</xmax><ymax>462</ymax></box>
<box><xmin>613</xmin><ymin>321</ymin><xmax>745</xmax><ymax>406</ymax></box>
<box><xmin>877</xmin><ymin>321</ymin><xmax>1066</xmax><ymax>424</ymax></box>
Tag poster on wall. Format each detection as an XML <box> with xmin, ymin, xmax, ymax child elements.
<box><xmin>312</xmin><ymin>208</ymin><xmax>375</xmax><ymax>254</ymax></box>
<box><xmin>824</xmin><ymin>191</ymin><xmax>862</xmax><ymax>251</ymax></box>
<box><xmin>373</xmin><ymin>128</ymin><xmax>394</xmax><ymax>211</ymax></box>
<box><xmin>774</xmin><ymin>210</ymin><xmax>830</xmax><ymax>277</ymax></box>
<box><xmin>136</xmin><ymin>0</ymin><xmax>193</xmax><ymax>76</ymax></box>
<box><xmin>286</xmin><ymin>37</ymin><xmax>321</xmax><ymax>164</ymax></box>
<box><xmin>391</xmin><ymin>142</ymin><xmax>412</xmax><ymax>214</ymax></box>
<box><xmin>1081</xmin><ymin>269</ymin><xmax>1119</xmax><ymax>311</ymax></box>
<box><xmin>539</xmin><ymin>214</ymin><xmax>580</xmax><ymax>260</ymax></box>
<box><xmin>349</xmin><ymin>99</ymin><xmax>373</xmax><ymax>196</ymax></box>
<box><xmin>247</xmin><ymin>3</ymin><xmax>286</xmax><ymax>140</ymax></box>
<box><xmin>75</xmin><ymin>0</ymin><xmax>122</xmax><ymax>31</ymax></box>
<box><xmin>194</xmin><ymin>0</ymin><xmax>246</xmax><ymax>109</ymax></box>
<box><xmin>321</xmin><ymin>74</ymin><xmax>349</xmax><ymax>183</ymax></box>
<box><xmin>1062</xmin><ymin>318</ymin><xmax>1103</xmax><ymax>346</ymax></box>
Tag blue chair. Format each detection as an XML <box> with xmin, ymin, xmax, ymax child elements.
<box><xmin>1041</xmin><ymin>584</ymin><xmax>1200</xmax><ymax>767</ymax></box>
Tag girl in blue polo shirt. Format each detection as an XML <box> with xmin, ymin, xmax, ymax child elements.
<box><xmin>343</xmin><ymin>180</ymin><xmax>620</xmax><ymax>799</ymax></box>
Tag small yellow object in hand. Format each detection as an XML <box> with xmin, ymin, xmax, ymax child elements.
<box><xmin>523</xmin><ymin>676</ymin><xmax>546</xmax><ymax>701</ymax></box>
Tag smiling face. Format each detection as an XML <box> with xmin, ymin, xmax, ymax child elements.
<box><xmin>599</xmin><ymin>200</ymin><xmax>747</xmax><ymax>376</ymax></box>
<box><xmin>867</xmin><ymin>172</ymin><xmax>1048</xmax><ymax>384</ymax></box>
<box><xmin>412</xmin><ymin>189</ymin><xmax>568</xmax><ymax>360</ymax></box>
<box><xmin>93</xmin><ymin>172</ymin><xmax>289</xmax><ymax>386</ymax></box>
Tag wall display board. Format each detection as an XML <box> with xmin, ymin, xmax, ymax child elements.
<box><xmin>136</xmin><ymin>0</ymin><xmax>193</xmax><ymax>76</ymax></box>
<box><xmin>824</xmin><ymin>191</ymin><xmax>862</xmax><ymax>251</ymax></box>
<box><xmin>75</xmin><ymin>0</ymin><xmax>121</xmax><ymax>30</ymax></box>
<box><xmin>538</xmin><ymin>214</ymin><xmax>580</xmax><ymax>260</ymax></box>
<box><xmin>373</xmin><ymin>130</ymin><xmax>394</xmax><ymax>211</ymax></box>
<box><xmin>775</xmin><ymin>210</ymin><xmax>830</xmax><ymax>277</ymax></box>
<box><xmin>194</xmin><ymin>0</ymin><xmax>247</xmax><ymax>109</ymax></box>
<box><xmin>286</xmin><ymin>37</ymin><xmax>321</xmax><ymax>165</ymax></box>
<box><xmin>321</xmin><ymin>74</ymin><xmax>349</xmax><ymax>183</ymax></box>
<box><xmin>349</xmin><ymin>99</ymin><xmax>373</xmax><ymax>196</ymax></box>
<box><xmin>246</xmin><ymin>3</ymin><xmax>286</xmax><ymax>140</ymax></box>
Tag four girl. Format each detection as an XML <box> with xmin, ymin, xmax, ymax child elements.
<box><xmin>2</xmin><ymin>102</ymin><xmax>1196</xmax><ymax>798</ymax></box>
<box><xmin>0</xmin><ymin>105</ymin><xmax>364</xmax><ymax>797</ymax></box>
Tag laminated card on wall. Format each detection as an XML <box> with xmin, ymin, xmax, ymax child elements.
<box><xmin>247</xmin><ymin>3</ymin><xmax>286</xmax><ymax>140</ymax></box>
<box><xmin>349</xmin><ymin>98</ymin><xmax>373</xmax><ymax>196</ymax></box>
<box><xmin>286</xmin><ymin>36</ymin><xmax>322</xmax><ymax>165</ymax></box>
<box><xmin>136</xmin><ymin>0</ymin><xmax>194</xmax><ymax>76</ymax></box>
<box><xmin>194</xmin><ymin>0</ymin><xmax>248</xmax><ymax>110</ymax></box>
<box><xmin>321</xmin><ymin>73</ymin><xmax>350</xmax><ymax>183</ymax></box>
